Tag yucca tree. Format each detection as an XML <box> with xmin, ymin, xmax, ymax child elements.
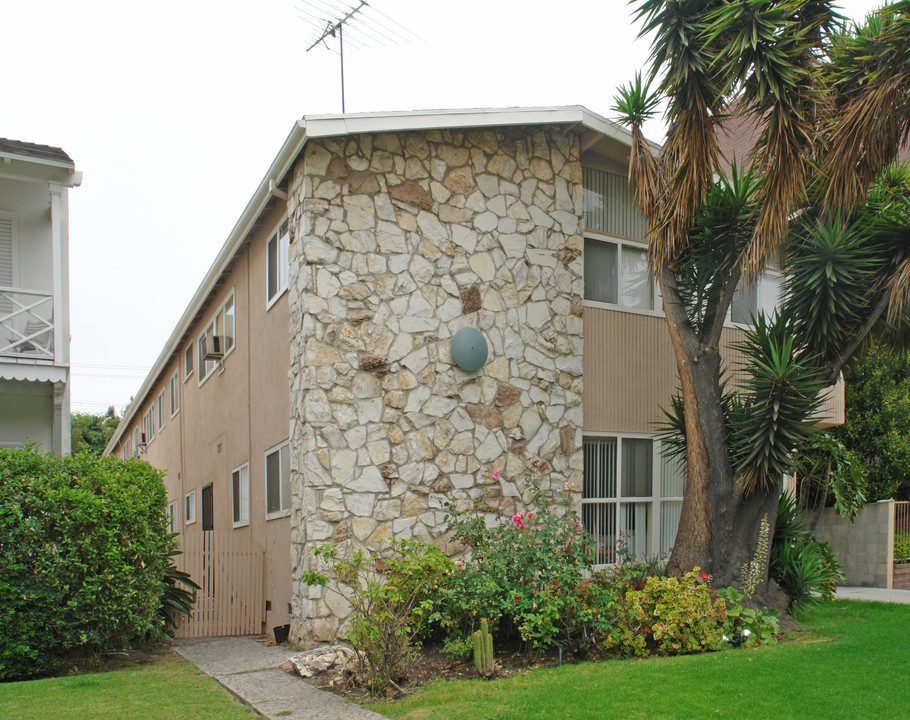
<box><xmin>614</xmin><ymin>0</ymin><xmax>910</xmax><ymax>592</ymax></box>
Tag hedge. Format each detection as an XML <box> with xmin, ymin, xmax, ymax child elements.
<box><xmin>0</xmin><ymin>446</ymin><xmax>173</xmax><ymax>680</ymax></box>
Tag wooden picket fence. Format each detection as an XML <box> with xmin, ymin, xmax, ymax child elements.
<box><xmin>173</xmin><ymin>531</ymin><xmax>266</xmax><ymax>638</ymax></box>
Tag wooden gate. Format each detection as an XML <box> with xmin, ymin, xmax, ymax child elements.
<box><xmin>174</xmin><ymin>531</ymin><xmax>266</xmax><ymax>638</ymax></box>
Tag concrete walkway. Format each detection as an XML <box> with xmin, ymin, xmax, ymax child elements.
<box><xmin>835</xmin><ymin>586</ymin><xmax>910</xmax><ymax>604</ymax></box>
<box><xmin>173</xmin><ymin>637</ymin><xmax>387</xmax><ymax>720</ymax></box>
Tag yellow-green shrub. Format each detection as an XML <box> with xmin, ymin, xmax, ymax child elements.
<box><xmin>605</xmin><ymin>568</ymin><xmax>726</xmax><ymax>657</ymax></box>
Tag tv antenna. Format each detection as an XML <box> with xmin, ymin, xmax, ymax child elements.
<box><xmin>298</xmin><ymin>0</ymin><xmax>422</xmax><ymax>113</ymax></box>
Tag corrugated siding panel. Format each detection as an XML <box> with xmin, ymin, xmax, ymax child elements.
<box><xmin>582</xmin><ymin>166</ymin><xmax>648</xmax><ymax>239</ymax></box>
<box><xmin>582</xmin><ymin>309</ymin><xmax>842</xmax><ymax>432</ymax></box>
<box><xmin>583</xmin><ymin>308</ymin><xmax>678</xmax><ymax>432</ymax></box>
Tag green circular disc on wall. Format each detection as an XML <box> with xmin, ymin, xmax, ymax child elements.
<box><xmin>451</xmin><ymin>327</ymin><xmax>488</xmax><ymax>372</ymax></box>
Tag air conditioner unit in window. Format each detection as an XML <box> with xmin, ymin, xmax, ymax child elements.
<box><xmin>204</xmin><ymin>334</ymin><xmax>225</xmax><ymax>360</ymax></box>
<box><xmin>138</xmin><ymin>433</ymin><xmax>147</xmax><ymax>449</ymax></box>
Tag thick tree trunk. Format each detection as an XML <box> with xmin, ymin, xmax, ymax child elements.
<box><xmin>657</xmin><ymin>262</ymin><xmax>785</xmax><ymax>597</ymax></box>
<box><xmin>658</xmin><ymin>263</ymin><xmax>735</xmax><ymax>577</ymax></box>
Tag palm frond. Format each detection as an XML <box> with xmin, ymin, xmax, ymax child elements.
<box><xmin>823</xmin><ymin>2</ymin><xmax>910</xmax><ymax>213</ymax></box>
<box><xmin>706</xmin><ymin>0</ymin><xmax>839</xmax><ymax>280</ymax></box>
<box><xmin>783</xmin><ymin>212</ymin><xmax>883</xmax><ymax>366</ymax></box>
<box><xmin>730</xmin><ymin>313</ymin><xmax>826</xmax><ymax>494</ymax></box>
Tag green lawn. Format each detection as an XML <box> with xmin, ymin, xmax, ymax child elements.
<box><xmin>372</xmin><ymin>601</ymin><xmax>910</xmax><ymax>720</ymax></box>
<box><xmin>0</xmin><ymin>651</ymin><xmax>257</xmax><ymax>720</ymax></box>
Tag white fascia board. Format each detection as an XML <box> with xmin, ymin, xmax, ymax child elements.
<box><xmin>301</xmin><ymin>105</ymin><xmax>627</xmax><ymax>143</ymax></box>
<box><xmin>0</xmin><ymin>152</ymin><xmax>75</xmax><ymax>171</ymax></box>
<box><xmin>104</xmin><ymin>121</ymin><xmax>309</xmax><ymax>455</ymax></box>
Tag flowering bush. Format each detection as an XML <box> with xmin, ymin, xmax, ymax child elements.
<box><xmin>432</xmin><ymin>462</ymin><xmax>592</xmax><ymax>653</ymax></box>
<box><xmin>303</xmin><ymin>539</ymin><xmax>453</xmax><ymax>694</ymax></box>
<box><xmin>604</xmin><ymin>568</ymin><xmax>726</xmax><ymax>657</ymax></box>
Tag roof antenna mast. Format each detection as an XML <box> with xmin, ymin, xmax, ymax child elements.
<box><xmin>298</xmin><ymin>0</ymin><xmax>422</xmax><ymax>114</ymax></box>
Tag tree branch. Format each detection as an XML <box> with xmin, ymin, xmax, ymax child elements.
<box><xmin>824</xmin><ymin>291</ymin><xmax>891</xmax><ymax>384</ymax></box>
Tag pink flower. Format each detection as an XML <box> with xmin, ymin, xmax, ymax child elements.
<box><xmin>519</xmin><ymin>523</ymin><xmax>527</xmax><ymax>530</ymax></box>
<box><xmin>527</xmin><ymin>512</ymin><xmax>534</xmax><ymax>520</ymax></box>
<box><xmin>511</xmin><ymin>513</ymin><xmax>523</xmax><ymax>526</ymax></box>
<box><xmin>491</xmin><ymin>468</ymin><xmax>501</xmax><ymax>481</ymax></box>
<box><xmin>532</xmin><ymin>602</ymin><xmax>538</xmax><ymax>609</ymax></box>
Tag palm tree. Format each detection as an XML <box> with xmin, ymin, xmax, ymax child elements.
<box><xmin>613</xmin><ymin>0</ymin><xmax>910</xmax><ymax>590</ymax></box>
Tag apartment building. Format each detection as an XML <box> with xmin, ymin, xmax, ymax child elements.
<box><xmin>108</xmin><ymin>106</ymin><xmax>843</xmax><ymax>640</ymax></box>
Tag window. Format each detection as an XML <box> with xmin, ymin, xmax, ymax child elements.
<box><xmin>0</xmin><ymin>211</ymin><xmax>18</xmax><ymax>317</ymax></box>
<box><xmin>232</xmin><ymin>464</ymin><xmax>250</xmax><ymax>527</ymax></box>
<box><xmin>584</xmin><ymin>236</ymin><xmax>658</xmax><ymax>311</ymax></box>
<box><xmin>165</xmin><ymin>500</ymin><xmax>179</xmax><ymax>534</ymax></box>
<box><xmin>134</xmin><ymin>428</ymin><xmax>140</xmax><ymax>455</ymax></box>
<box><xmin>184</xmin><ymin>343</ymin><xmax>194</xmax><ymax>380</ymax></box>
<box><xmin>267</xmin><ymin>219</ymin><xmax>290</xmax><ymax>306</ymax></box>
<box><xmin>582</xmin><ymin>436</ymin><xmax>685</xmax><ymax>565</ymax></box>
<box><xmin>730</xmin><ymin>271</ymin><xmax>784</xmax><ymax>325</ymax></box>
<box><xmin>169</xmin><ymin>371</ymin><xmax>180</xmax><ymax>416</ymax></box>
<box><xmin>198</xmin><ymin>292</ymin><xmax>235</xmax><ymax>383</ymax></box>
<box><xmin>265</xmin><ymin>442</ymin><xmax>291</xmax><ymax>518</ymax></box>
<box><xmin>158</xmin><ymin>390</ymin><xmax>167</xmax><ymax>431</ymax></box>
<box><xmin>142</xmin><ymin>405</ymin><xmax>155</xmax><ymax>444</ymax></box>
<box><xmin>201</xmin><ymin>484</ymin><xmax>214</xmax><ymax>531</ymax></box>
<box><xmin>185</xmin><ymin>490</ymin><xmax>197</xmax><ymax>525</ymax></box>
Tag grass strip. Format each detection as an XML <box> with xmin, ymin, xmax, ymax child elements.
<box><xmin>0</xmin><ymin>651</ymin><xmax>257</xmax><ymax>720</ymax></box>
<box><xmin>373</xmin><ymin>601</ymin><xmax>910</xmax><ymax>720</ymax></box>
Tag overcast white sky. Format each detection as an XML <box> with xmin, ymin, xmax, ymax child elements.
<box><xmin>0</xmin><ymin>0</ymin><xmax>886</xmax><ymax>414</ymax></box>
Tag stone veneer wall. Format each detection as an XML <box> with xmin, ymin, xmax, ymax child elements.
<box><xmin>287</xmin><ymin>125</ymin><xmax>584</xmax><ymax>642</ymax></box>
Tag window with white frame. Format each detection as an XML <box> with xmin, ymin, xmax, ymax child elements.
<box><xmin>142</xmin><ymin>405</ymin><xmax>155</xmax><ymax>445</ymax></box>
<box><xmin>165</xmin><ymin>500</ymin><xmax>179</xmax><ymax>534</ymax></box>
<box><xmin>584</xmin><ymin>236</ymin><xmax>659</xmax><ymax>311</ymax></box>
<box><xmin>157</xmin><ymin>390</ymin><xmax>167</xmax><ymax>431</ymax></box>
<box><xmin>232</xmin><ymin>463</ymin><xmax>250</xmax><ymax>527</ymax></box>
<box><xmin>730</xmin><ymin>271</ymin><xmax>784</xmax><ymax>325</ymax></box>
<box><xmin>169</xmin><ymin>371</ymin><xmax>180</xmax><ymax>416</ymax></box>
<box><xmin>198</xmin><ymin>292</ymin><xmax>235</xmax><ymax>383</ymax></box>
<box><xmin>582</xmin><ymin>435</ymin><xmax>685</xmax><ymax>565</ymax></box>
<box><xmin>185</xmin><ymin>490</ymin><xmax>197</xmax><ymax>525</ymax></box>
<box><xmin>265</xmin><ymin>442</ymin><xmax>290</xmax><ymax>518</ymax></box>
<box><xmin>267</xmin><ymin>219</ymin><xmax>290</xmax><ymax>306</ymax></box>
<box><xmin>184</xmin><ymin>343</ymin><xmax>194</xmax><ymax>380</ymax></box>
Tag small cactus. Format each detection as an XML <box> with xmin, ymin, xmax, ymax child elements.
<box><xmin>472</xmin><ymin>618</ymin><xmax>496</xmax><ymax>678</ymax></box>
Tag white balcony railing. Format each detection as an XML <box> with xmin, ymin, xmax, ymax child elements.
<box><xmin>0</xmin><ymin>286</ymin><xmax>54</xmax><ymax>360</ymax></box>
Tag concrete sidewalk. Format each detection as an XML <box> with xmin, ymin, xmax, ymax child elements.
<box><xmin>835</xmin><ymin>586</ymin><xmax>910</xmax><ymax>604</ymax></box>
<box><xmin>173</xmin><ymin>637</ymin><xmax>387</xmax><ymax>720</ymax></box>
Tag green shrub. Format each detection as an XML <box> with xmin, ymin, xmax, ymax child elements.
<box><xmin>716</xmin><ymin>586</ymin><xmax>779</xmax><ymax>645</ymax></box>
<box><xmin>604</xmin><ymin>569</ymin><xmax>726</xmax><ymax>657</ymax></box>
<box><xmin>303</xmin><ymin>539</ymin><xmax>453</xmax><ymax>695</ymax></box>
<box><xmin>0</xmin><ymin>447</ymin><xmax>173</xmax><ymax>680</ymax></box>
<box><xmin>895</xmin><ymin>533</ymin><xmax>910</xmax><ymax>563</ymax></box>
<box><xmin>770</xmin><ymin>494</ymin><xmax>844</xmax><ymax>609</ymax></box>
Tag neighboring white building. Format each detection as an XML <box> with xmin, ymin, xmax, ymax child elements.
<box><xmin>0</xmin><ymin>138</ymin><xmax>81</xmax><ymax>454</ymax></box>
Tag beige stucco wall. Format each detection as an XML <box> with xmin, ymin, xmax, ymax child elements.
<box><xmin>814</xmin><ymin>500</ymin><xmax>895</xmax><ymax>588</ymax></box>
<box><xmin>119</xmin><ymin>200</ymin><xmax>292</xmax><ymax>633</ymax></box>
<box><xmin>287</xmin><ymin>125</ymin><xmax>586</xmax><ymax>642</ymax></box>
